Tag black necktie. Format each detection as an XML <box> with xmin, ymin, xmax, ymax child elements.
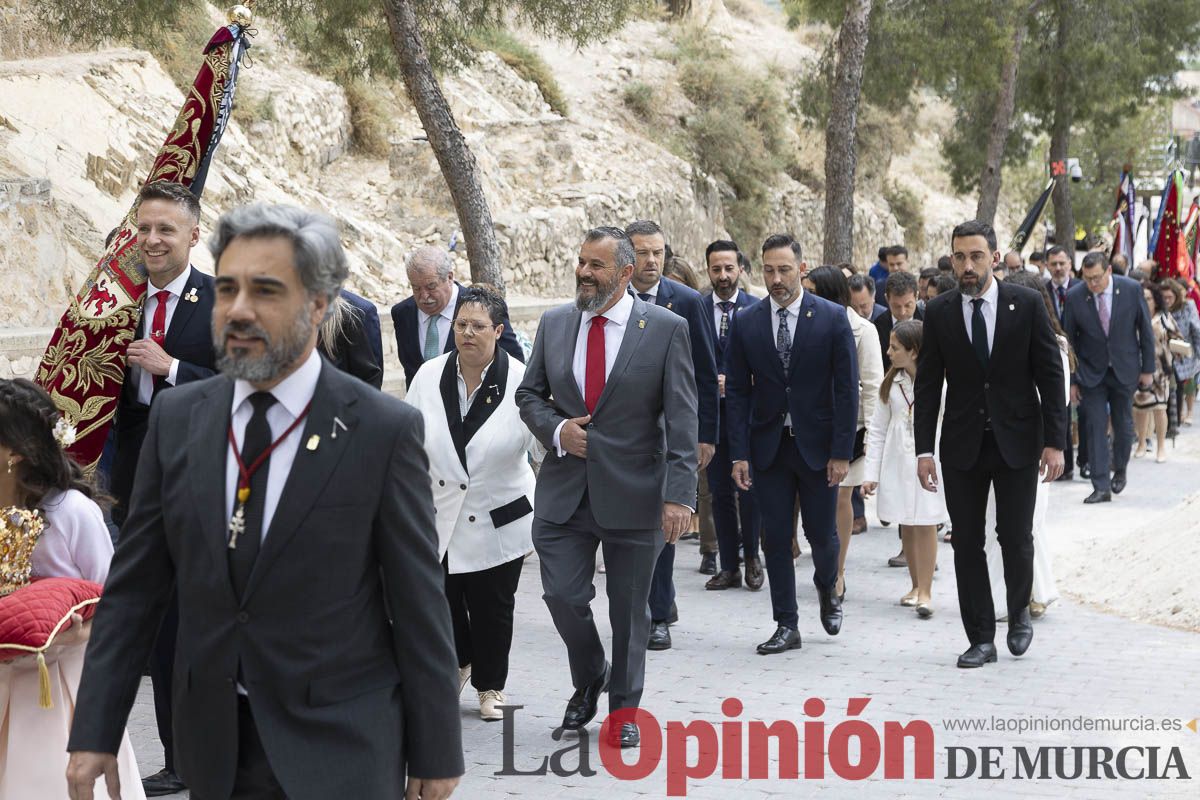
<box><xmin>718</xmin><ymin>301</ymin><xmax>733</xmax><ymax>344</ymax></box>
<box><xmin>229</xmin><ymin>392</ymin><xmax>276</xmax><ymax>599</ymax></box>
<box><xmin>971</xmin><ymin>298</ymin><xmax>989</xmax><ymax>370</ymax></box>
<box><xmin>638</xmin><ymin>292</ymin><xmax>652</xmax><ymax>303</ymax></box>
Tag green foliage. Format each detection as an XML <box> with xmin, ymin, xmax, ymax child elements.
<box><xmin>469</xmin><ymin>27</ymin><xmax>569</xmax><ymax>116</ymax></box>
<box><xmin>622</xmin><ymin>81</ymin><xmax>656</xmax><ymax>118</ymax></box>
<box><xmin>345</xmin><ymin>79</ymin><xmax>403</xmax><ymax>157</ymax></box>
<box><xmin>672</xmin><ymin>28</ymin><xmax>792</xmax><ymax>245</ymax></box>
<box><xmin>883</xmin><ymin>180</ymin><xmax>924</xmax><ymax>249</ymax></box>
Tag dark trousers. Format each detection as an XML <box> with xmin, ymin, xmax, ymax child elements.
<box><xmin>1080</xmin><ymin>369</ymin><xmax>1135</xmax><ymax>491</ymax></box>
<box><xmin>851</xmin><ymin>485</ymin><xmax>864</xmax><ymax>520</ymax></box>
<box><xmin>533</xmin><ymin>494</ymin><xmax>662</xmax><ymax>712</ymax></box>
<box><xmin>150</xmin><ymin>591</ymin><xmax>179</xmax><ymax>772</ymax></box>
<box><xmin>753</xmin><ymin>431</ymin><xmax>839</xmax><ymax>630</ymax></box>
<box><xmin>942</xmin><ymin>431</ymin><xmax>1037</xmax><ymax>646</ymax></box>
<box><xmin>708</xmin><ymin>430</ymin><xmax>761</xmax><ymax>573</ymax></box>
<box><xmin>189</xmin><ymin>698</ymin><xmax>285</xmax><ymax>800</ymax></box>
<box><xmin>443</xmin><ymin>555</ymin><xmax>525</xmax><ymax>691</ymax></box>
<box><xmin>648</xmin><ymin>544</ymin><xmax>675</xmax><ymax>622</ymax></box>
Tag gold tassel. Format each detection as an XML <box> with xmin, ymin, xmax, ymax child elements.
<box><xmin>37</xmin><ymin>652</ymin><xmax>53</xmax><ymax>709</ymax></box>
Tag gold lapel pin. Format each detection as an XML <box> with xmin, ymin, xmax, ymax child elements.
<box><xmin>639</xmin><ymin>319</ymin><xmax>646</xmax><ymax>329</ymax></box>
<box><xmin>306</xmin><ymin>434</ymin><xmax>320</xmax><ymax>451</ymax></box>
<box><xmin>806</xmin><ymin>310</ymin><xmax>814</xmax><ymax>318</ymax></box>
<box><xmin>485</xmin><ymin>396</ymin><xmax>493</xmax><ymax>404</ymax></box>
<box><xmin>667</xmin><ymin>302</ymin><xmax>673</xmax><ymax>310</ymax></box>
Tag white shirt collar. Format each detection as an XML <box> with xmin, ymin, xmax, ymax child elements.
<box><xmin>418</xmin><ymin>282</ymin><xmax>458</xmax><ymax>325</ymax></box>
<box><xmin>1051</xmin><ymin>275</ymin><xmax>1071</xmax><ymax>289</ymax></box>
<box><xmin>232</xmin><ymin>348</ymin><xmax>322</xmax><ymax>420</ymax></box>
<box><xmin>1092</xmin><ymin>276</ymin><xmax>1114</xmax><ymax>303</ymax></box>
<box><xmin>769</xmin><ymin>288</ymin><xmax>804</xmax><ymax>316</ymax></box>
<box><xmin>962</xmin><ymin>275</ymin><xmax>1000</xmax><ymax>308</ymax></box>
<box><xmin>586</xmin><ymin>289</ymin><xmax>635</xmax><ymax>328</ymax></box>
<box><xmin>639</xmin><ymin>281</ymin><xmax>660</xmax><ymax>298</ymax></box>
<box><xmin>147</xmin><ymin>264</ymin><xmax>192</xmax><ymax>299</ymax></box>
<box><xmin>714</xmin><ymin>289</ymin><xmax>741</xmax><ymax>306</ymax></box>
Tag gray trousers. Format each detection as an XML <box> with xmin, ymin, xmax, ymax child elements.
<box><xmin>533</xmin><ymin>494</ymin><xmax>663</xmax><ymax>713</ymax></box>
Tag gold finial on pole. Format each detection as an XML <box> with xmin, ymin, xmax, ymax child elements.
<box><xmin>226</xmin><ymin>3</ymin><xmax>254</xmax><ymax>26</ymax></box>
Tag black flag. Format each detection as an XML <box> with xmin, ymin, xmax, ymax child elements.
<box><xmin>1009</xmin><ymin>179</ymin><xmax>1054</xmax><ymax>252</ymax></box>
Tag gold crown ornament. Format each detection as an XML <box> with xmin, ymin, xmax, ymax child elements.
<box><xmin>226</xmin><ymin>3</ymin><xmax>255</xmax><ymax>26</ymax></box>
<box><xmin>0</xmin><ymin>507</ymin><xmax>46</xmax><ymax>597</ymax></box>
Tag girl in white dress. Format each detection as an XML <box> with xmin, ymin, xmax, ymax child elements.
<box><xmin>0</xmin><ymin>378</ymin><xmax>145</xmax><ymax>800</ymax></box>
<box><xmin>861</xmin><ymin>320</ymin><xmax>948</xmax><ymax>617</ymax></box>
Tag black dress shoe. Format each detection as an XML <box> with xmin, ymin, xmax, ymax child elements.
<box><xmin>1111</xmin><ymin>470</ymin><xmax>1127</xmax><ymax>494</ymax></box>
<box><xmin>142</xmin><ymin>768</ymin><xmax>187</xmax><ymax>797</ymax></box>
<box><xmin>1080</xmin><ymin>464</ymin><xmax>1091</xmax><ymax>479</ymax></box>
<box><xmin>705</xmin><ymin>569</ymin><xmax>742</xmax><ymax>590</ymax></box>
<box><xmin>699</xmin><ymin>552</ymin><xmax>717</xmax><ymax>575</ymax></box>
<box><xmin>648</xmin><ymin>621</ymin><xmax>672</xmax><ymax>650</ymax></box>
<box><xmin>680</xmin><ymin>531</ymin><xmax>700</xmax><ymax>541</ymax></box>
<box><xmin>818</xmin><ymin>588</ymin><xmax>843</xmax><ymax>635</ymax></box>
<box><xmin>756</xmin><ymin>625</ymin><xmax>801</xmax><ymax>654</ymax></box>
<box><xmin>606</xmin><ymin>721</ymin><xmax>640</xmax><ymax>748</ymax></box>
<box><xmin>562</xmin><ymin>662</ymin><xmax>610</xmax><ymax>730</ymax></box>
<box><xmin>1083</xmin><ymin>489</ymin><xmax>1112</xmax><ymax>504</ymax></box>
<box><xmin>1007</xmin><ymin>607</ymin><xmax>1033</xmax><ymax>656</ymax></box>
<box><xmin>744</xmin><ymin>556</ymin><xmax>764</xmax><ymax>591</ymax></box>
<box><xmin>1055</xmin><ymin>470</ymin><xmax>1074</xmax><ymax>482</ymax></box>
<box><xmin>956</xmin><ymin>643</ymin><xmax>998</xmax><ymax>668</ymax></box>
<box><xmin>666</xmin><ymin>601</ymin><xmax>678</xmax><ymax>625</ymax></box>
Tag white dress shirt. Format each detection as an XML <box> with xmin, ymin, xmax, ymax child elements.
<box><xmin>456</xmin><ymin>357</ymin><xmax>492</xmax><ymax>417</ymax></box>
<box><xmin>417</xmin><ymin>282</ymin><xmax>459</xmax><ymax>358</ymax></box>
<box><xmin>553</xmin><ymin>291</ymin><xmax>635</xmax><ymax>453</ymax></box>
<box><xmin>769</xmin><ymin>290</ymin><xmax>804</xmax><ymax>426</ymax></box>
<box><xmin>635</xmin><ymin>281</ymin><xmax>660</xmax><ymax>301</ymax></box>
<box><xmin>711</xmin><ymin>289</ymin><xmax>744</xmax><ymax>336</ymax></box>
<box><xmin>224</xmin><ymin>348</ymin><xmax>322</xmax><ymax>540</ymax></box>
<box><xmin>960</xmin><ymin>275</ymin><xmax>999</xmax><ymax>353</ymax></box>
<box><xmin>133</xmin><ymin>265</ymin><xmax>191</xmax><ymax>404</ymax></box>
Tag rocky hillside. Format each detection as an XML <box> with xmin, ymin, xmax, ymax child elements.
<box><xmin>0</xmin><ymin>0</ymin><xmax>1008</xmax><ymax>329</ymax></box>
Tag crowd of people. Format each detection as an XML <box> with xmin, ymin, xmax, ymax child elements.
<box><xmin>0</xmin><ymin>178</ymin><xmax>1193</xmax><ymax>799</ymax></box>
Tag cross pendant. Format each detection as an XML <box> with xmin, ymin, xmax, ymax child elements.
<box><xmin>228</xmin><ymin>503</ymin><xmax>246</xmax><ymax>549</ymax></box>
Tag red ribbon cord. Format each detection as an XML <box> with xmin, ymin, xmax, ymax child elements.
<box><xmin>226</xmin><ymin>400</ymin><xmax>313</xmax><ymax>497</ymax></box>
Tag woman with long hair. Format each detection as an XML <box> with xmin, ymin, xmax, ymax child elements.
<box><xmin>1132</xmin><ymin>281</ymin><xmax>1176</xmax><ymax>462</ymax></box>
<box><xmin>0</xmin><ymin>379</ymin><xmax>146</xmax><ymax>799</ymax></box>
<box><xmin>1159</xmin><ymin>279</ymin><xmax>1200</xmax><ymax>427</ymax></box>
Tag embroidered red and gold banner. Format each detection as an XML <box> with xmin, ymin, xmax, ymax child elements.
<box><xmin>35</xmin><ymin>8</ymin><xmax>254</xmax><ymax>472</ymax></box>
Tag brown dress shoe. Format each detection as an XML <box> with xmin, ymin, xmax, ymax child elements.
<box><xmin>744</xmin><ymin>556</ymin><xmax>764</xmax><ymax>591</ymax></box>
<box><xmin>852</xmin><ymin>516</ymin><xmax>867</xmax><ymax>534</ymax></box>
<box><xmin>705</xmin><ymin>569</ymin><xmax>742</xmax><ymax>590</ymax></box>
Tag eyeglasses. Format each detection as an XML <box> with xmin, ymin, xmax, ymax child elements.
<box><xmin>452</xmin><ymin>320</ymin><xmax>493</xmax><ymax>335</ymax></box>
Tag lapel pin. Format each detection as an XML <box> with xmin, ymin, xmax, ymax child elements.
<box><xmin>667</xmin><ymin>302</ymin><xmax>673</xmax><ymax>310</ymax></box>
<box><xmin>806</xmin><ymin>310</ymin><xmax>814</xmax><ymax>318</ymax></box>
<box><xmin>639</xmin><ymin>319</ymin><xmax>646</xmax><ymax>329</ymax></box>
<box><xmin>1009</xmin><ymin>304</ymin><xmax>1016</xmax><ymax>311</ymax></box>
<box><xmin>331</xmin><ymin>417</ymin><xmax>349</xmax><ymax>439</ymax></box>
<box><xmin>306</xmin><ymin>434</ymin><xmax>320</xmax><ymax>451</ymax></box>
<box><xmin>486</xmin><ymin>396</ymin><xmax>493</xmax><ymax>404</ymax></box>
<box><xmin>183</xmin><ymin>287</ymin><xmax>199</xmax><ymax>303</ymax></box>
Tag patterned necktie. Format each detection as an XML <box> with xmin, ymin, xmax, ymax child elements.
<box><xmin>1056</xmin><ymin>285</ymin><xmax>1066</xmax><ymax>312</ymax></box>
<box><xmin>423</xmin><ymin>315</ymin><xmax>441</xmax><ymax>361</ymax></box>
<box><xmin>971</xmin><ymin>298</ymin><xmax>990</xmax><ymax>369</ymax></box>
<box><xmin>1097</xmin><ymin>292</ymin><xmax>1110</xmax><ymax>337</ymax></box>
<box><xmin>230</xmin><ymin>392</ymin><xmax>275</xmax><ymax>599</ymax></box>
<box><xmin>777</xmin><ymin>307</ymin><xmax>791</xmax><ymax>371</ymax></box>
<box><xmin>718</xmin><ymin>301</ymin><xmax>733</xmax><ymax>344</ymax></box>
<box><xmin>584</xmin><ymin>316</ymin><xmax>608</xmax><ymax>413</ymax></box>
<box><xmin>638</xmin><ymin>292</ymin><xmax>653</xmax><ymax>303</ymax></box>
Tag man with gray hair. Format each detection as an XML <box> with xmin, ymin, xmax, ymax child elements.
<box><xmin>390</xmin><ymin>245</ymin><xmax>525</xmax><ymax>388</ymax></box>
<box><xmin>517</xmin><ymin>226</ymin><xmax>698</xmax><ymax>749</ymax></box>
<box><xmin>67</xmin><ymin>204</ymin><xmax>463</xmax><ymax>800</ymax></box>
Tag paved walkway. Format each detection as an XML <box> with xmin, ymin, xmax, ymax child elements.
<box><xmin>126</xmin><ymin>436</ymin><xmax>1200</xmax><ymax>798</ymax></box>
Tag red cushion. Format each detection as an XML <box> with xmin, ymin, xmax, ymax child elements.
<box><xmin>0</xmin><ymin>577</ymin><xmax>102</xmax><ymax>660</ymax></box>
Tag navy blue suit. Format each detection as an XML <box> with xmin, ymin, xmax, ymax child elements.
<box><xmin>725</xmin><ymin>291</ymin><xmax>859</xmax><ymax>630</ymax></box>
<box><xmin>702</xmin><ymin>289</ymin><xmax>762</xmax><ymax>572</ymax></box>
<box><xmin>1061</xmin><ymin>275</ymin><xmax>1155</xmax><ymax>491</ymax></box>
<box><xmin>638</xmin><ymin>279</ymin><xmax>720</xmax><ymax>623</ymax></box>
<box><xmin>870</xmin><ymin>303</ymin><xmax>887</xmax><ymax>322</ymax></box>
<box><xmin>1046</xmin><ymin>277</ymin><xmax>1080</xmax><ymax>322</ymax></box>
<box><xmin>390</xmin><ymin>282</ymin><xmax>525</xmax><ymax>388</ymax></box>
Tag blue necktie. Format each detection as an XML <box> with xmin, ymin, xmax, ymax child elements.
<box><xmin>638</xmin><ymin>292</ymin><xmax>652</xmax><ymax>303</ymax></box>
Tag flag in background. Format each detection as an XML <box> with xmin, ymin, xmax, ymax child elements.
<box><xmin>1152</xmin><ymin>171</ymin><xmax>1200</xmax><ymax>310</ymax></box>
<box><xmin>34</xmin><ymin>8</ymin><xmax>255</xmax><ymax>472</ymax></box>
<box><xmin>1009</xmin><ymin>179</ymin><xmax>1055</xmax><ymax>253</ymax></box>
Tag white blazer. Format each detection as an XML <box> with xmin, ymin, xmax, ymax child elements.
<box><xmin>404</xmin><ymin>351</ymin><xmax>543</xmax><ymax>573</ymax></box>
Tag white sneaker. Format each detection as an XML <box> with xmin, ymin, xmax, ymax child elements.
<box><xmin>479</xmin><ymin>689</ymin><xmax>506</xmax><ymax>721</ymax></box>
<box><xmin>458</xmin><ymin>665</ymin><xmax>472</xmax><ymax>696</ymax></box>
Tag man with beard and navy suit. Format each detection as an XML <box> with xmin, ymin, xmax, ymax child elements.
<box><xmin>624</xmin><ymin>220</ymin><xmax>718</xmax><ymax>653</ymax></box>
<box><xmin>700</xmin><ymin>240</ymin><xmax>763</xmax><ymax>592</ymax></box>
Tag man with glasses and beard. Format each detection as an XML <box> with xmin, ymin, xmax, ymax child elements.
<box><xmin>516</xmin><ymin>227</ymin><xmax>698</xmax><ymax>749</ymax></box>
<box><xmin>913</xmin><ymin>220</ymin><xmax>1065</xmax><ymax>669</ymax></box>
<box><xmin>67</xmin><ymin>204</ymin><xmax>463</xmax><ymax>800</ymax></box>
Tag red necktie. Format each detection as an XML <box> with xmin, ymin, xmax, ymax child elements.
<box><xmin>584</xmin><ymin>316</ymin><xmax>608</xmax><ymax>414</ymax></box>
<box><xmin>149</xmin><ymin>290</ymin><xmax>170</xmax><ymax>345</ymax></box>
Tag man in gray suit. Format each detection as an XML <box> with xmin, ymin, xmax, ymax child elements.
<box><xmin>67</xmin><ymin>204</ymin><xmax>462</xmax><ymax>800</ymax></box>
<box><xmin>1062</xmin><ymin>250</ymin><xmax>1155</xmax><ymax>503</ymax></box>
<box><xmin>516</xmin><ymin>227</ymin><xmax>698</xmax><ymax>750</ymax></box>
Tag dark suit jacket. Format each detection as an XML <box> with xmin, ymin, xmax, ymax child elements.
<box><xmin>874</xmin><ymin>306</ymin><xmax>924</xmax><ymax>371</ymax></box>
<box><xmin>111</xmin><ymin>267</ymin><xmax>216</xmax><ymax>521</ymax></box>
<box><xmin>1061</xmin><ymin>275</ymin><xmax>1155</xmax><ymax>389</ymax></box>
<box><xmin>639</xmin><ymin>280</ymin><xmax>719</xmax><ymax>444</ymax></box>
<box><xmin>870</xmin><ymin>303</ymin><xmax>888</xmax><ymax>322</ymax></box>
<box><xmin>320</xmin><ymin>289</ymin><xmax>384</xmax><ymax>389</ymax></box>
<box><xmin>1045</xmin><ymin>276</ymin><xmax>1080</xmax><ymax>321</ymax></box>
<box><xmin>724</xmin><ymin>292</ymin><xmax>859</xmax><ymax>472</ymax></box>
<box><xmin>390</xmin><ymin>281</ymin><xmax>525</xmax><ymax>388</ymax></box>
<box><xmin>68</xmin><ymin>360</ymin><xmax>463</xmax><ymax>799</ymax></box>
<box><xmin>701</xmin><ymin>288</ymin><xmax>759</xmax><ymax>372</ymax></box>
<box><xmin>914</xmin><ymin>281</ymin><xmax>1066</xmax><ymax>471</ymax></box>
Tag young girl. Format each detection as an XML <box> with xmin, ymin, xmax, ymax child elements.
<box><xmin>861</xmin><ymin>320</ymin><xmax>947</xmax><ymax>617</ymax></box>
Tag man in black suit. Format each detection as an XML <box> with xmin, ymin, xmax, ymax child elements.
<box><xmin>875</xmin><ymin>245</ymin><xmax>910</xmax><ymax>308</ymax></box>
<box><xmin>874</xmin><ymin>271</ymin><xmax>924</xmax><ymax>371</ymax></box>
<box><xmin>914</xmin><ymin>220</ymin><xmax>1065</xmax><ymax>669</ymax></box>
<box><xmin>390</xmin><ymin>246</ymin><xmax>524</xmax><ymax>388</ymax></box>
<box><xmin>625</xmin><ymin>220</ymin><xmax>718</xmax><ymax>652</ymax></box>
<box><xmin>700</xmin><ymin>239</ymin><xmax>763</xmax><ymax>592</ymax></box>
<box><xmin>68</xmin><ymin>203</ymin><xmax>462</xmax><ymax>800</ymax></box>
<box><xmin>1044</xmin><ymin>245</ymin><xmax>1082</xmax><ymax>478</ymax></box>
<box><xmin>319</xmin><ymin>289</ymin><xmax>384</xmax><ymax>388</ymax></box>
<box><xmin>108</xmin><ymin>180</ymin><xmax>216</xmax><ymax>797</ymax></box>
<box><xmin>1061</xmin><ymin>251</ymin><xmax>1155</xmax><ymax>503</ymax></box>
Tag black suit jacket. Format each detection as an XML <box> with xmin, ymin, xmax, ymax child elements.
<box><xmin>111</xmin><ymin>267</ymin><xmax>216</xmax><ymax>521</ymax></box>
<box><xmin>1045</xmin><ymin>276</ymin><xmax>1081</xmax><ymax>321</ymax></box>
<box><xmin>69</xmin><ymin>360</ymin><xmax>463</xmax><ymax>799</ymax></box>
<box><xmin>874</xmin><ymin>306</ymin><xmax>924</xmax><ymax>371</ymax></box>
<box><xmin>638</xmin><ymin>280</ymin><xmax>719</xmax><ymax>444</ymax></box>
<box><xmin>390</xmin><ymin>281</ymin><xmax>525</xmax><ymax>388</ymax></box>
<box><xmin>914</xmin><ymin>281</ymin><xmax>1066</xmax><ymax>471</ymax></box>
<box><xmin>320</xmin><ymin>289</ymin><xmax>383</xmax><ymax>389</ymax></box>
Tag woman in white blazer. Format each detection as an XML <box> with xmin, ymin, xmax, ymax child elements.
<box><xmin>404</xmin><ymin>287</ymin><xmax>543</xmax><ymax>721</ymax></box>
